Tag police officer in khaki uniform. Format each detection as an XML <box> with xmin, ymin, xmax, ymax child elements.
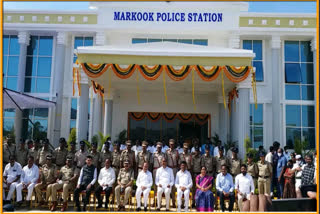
<box><xmin>112</xmin><ymin>142</ymin><xmax>121</xmax><ymax>177</ymax></box>
<box><xmin>136</xmin><ymin>141</ymin><xmax>152</xmax><ymax>175</ymax></box>
<box><xmin>115</xmin><ymin>160</ymin><xmax>134</xmax><ymax>211</ymax></box>
<box><xmin>29</xmin><ymin>139</ymin><xmax>41</xmax><ymax>165</ymax></box>
<box><xmin>35</xmin><ymin>154</ymin><xmax>57</xmax><ymax>205</ymax></box>
<box><xmin>215</xmin><ymin>146</ymin><xmax>230</xmax><ymax>174</ymax></box>
<box><xmin>257</xmin><ymin>151</ymin><xmax>273</xmax><ymax>195</ymax></box>
<box><xmin>201</xmin><ymin>144</ymin><xmax>216</xmax><ymax>178</ymax></box>
<box><xmin>99</xmin><ymin>141</ymin><xmax>112</xmax><ymax>169</ymax></box>
<box><xmin>179</xmin><ymin>143</ymin><xmax>192</xmax><ymax>172</ymax></box>
<box><xmin>166</xmin><ymin>139</ymin><xmax>179</xmax><ymax>207</ymax></box>
<box><xmin>229</xmin><ymin>147</ymin><xmax>242</xmax><ymax>179</ymax></box>
<box><xmin>120</xmin><ymin>141</ymin><xmax>136</xmax><ymax>171</ymax></box>
<box><xmin>191</xmin><ymin>145</ymin><xmax>202</xmax><ymax>207</ymax></box>
<box><xmin>89</xmin><ymin>142</ymin><xmax>101</xmax><ymax>169</ymax></box>
<box><xmin>247</xmin><ymin>153</ymin><xmax>259</xmax><ymax>187</ymax></box>
<box><xmin>67</xmin><ymin>141</ymin><xmax>77</xmax><ymax>162</ymax></box>
<box><xmin>74</xmin><ymin>141</ymin><xmax>88</xmax><ymax>173</ymax></box>
<box><xmin>53</xmin><ymin>138</ymin><xmax>68</xmax><ymax>169</ymax></box>
<box><xmin>3</xmin><ymin>135</ymin><xmax>16</xmax><ymax>166</ymax></box>
<box><xmin>38</xmin><ymin>139</ymin><xmax>52</xmax><ymax>166</ymax></box>
<box><xmin>50</xmin><ymin>156</ymin><xmax>78</xmax><ymax>211</ymax></box>
<box><xmin>152</xmin><ymin>142</ymin><xmax>167</xmax><ymax>185</ymax></box>
<box><xmin>15</xmin><ymin>140</ymin><xmax>28</xmax><ymax>167</ymax></box>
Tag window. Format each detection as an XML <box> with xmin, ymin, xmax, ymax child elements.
<box><xmin>243</xmin><ymin>40</ymin><xmax>264</xmax><ymax>82</ymax></box>
<box><xmin>3</xmin><ymin>35</ymin><xmax>19</xmax><ymax>90</ymax></box>
<box><xmin>286</xmin><ymin>105</ymin><xmax>315</xmax><ymax>149</ymax></box>
<box><xmin>70</xmin><ymin>98</ymin><xmax>77</xmax><ymax>132</ymax></box>
<box><xmin>3</xmin><ymin>109</ymin><xmax>16</xmax><ymax>138</ymax></box>
<box><xmin>285</xmin><ymin>41</ymin><xmax>314</xmax><ymax>100</ymax></box>
<box><xmin>132</xmin><ymin>38</ymin><xmax>208</xmax><ymax>46</ymax></box>
<box><xmin>249</xmin><ymin>104</ymin><xmax>263</xmax><ymax>149</ymax></box>
<box><xmin>21</xmin><ymin>108</ymin><xmax>49</xmax><ymax>139</ymax></box>
<box><xmin>24</xmin><ymin>36</ymin><xmax>53</xmax><ymax>93</ymax></box>
<box><xmin>73</xmin><ymin>36</ymin><xmax>93</xmax><ymax>63</ymax></box>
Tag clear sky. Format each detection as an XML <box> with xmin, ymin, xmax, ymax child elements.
<box><xmin>3</xmin><ymin>1</ymin><xmax>317</xmax><ymax>13</ymax></box>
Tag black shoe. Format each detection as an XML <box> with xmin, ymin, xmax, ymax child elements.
<box><xmin>77</xmin><ymin>206</ymin><xmax>81</xmax><ymax>212</ymax></box>
<box><xmin>83</xmin><ymin>206</ymin><xmax>86</xmax><ymax>211</ymax></box>
<box><xmin>156</xmin><ymin>208</ymin><xmax>161</xmax><ymax>211</ymax></box>
<box><xmin>144</xmin><ymin>207</ymin><xmax>147</xmax><ymax>212</ymax></box>
<box><xmin>104</xmin><ymin>203</ymin><xmax>108</xmax><ymax>209</ymax></box>
<box><xmin>136</xmin><ymin>207</ymin><xmax>141</xmax><ymax>211</ymax></box>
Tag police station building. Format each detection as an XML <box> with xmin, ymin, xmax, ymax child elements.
<box><xmin>3</xmin><ymin>2</ymin><xmax>317</xmax><ymax>157</ymax></box>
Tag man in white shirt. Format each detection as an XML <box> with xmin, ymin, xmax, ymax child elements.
<box><xmin>175</xmin><ymin>161</ymin><xmax>193</xmax><ymax>212</ymax></box>
<box><xmin>235</xmin><ymin>164</ymin><xmax>255</xmax><ymax>211</ymax></box>
<box><xmin>155</xmin><ymin>159</ymin><xmax>174</xmax><ymax>211</ymax></box>
<box><xmin>3</xmin><ymin>155</ymin><xmax>22</xmax><ymax>203</ymax></box>
<box><xmin>135</xmin><ymin>162</ymin><xmax>153</xmax><ymax>211</ymax></box>
<box><xmin>15</xmin><ymin>156</ymin><xmax>39</xmax><ymax>206</ymax></box>
<box><xmin>74</xmin><ymin>155</ymin><xmax>97</xmax><ymax>211</ymax></box>
<box><xmin>265</xmin><ymin>146</ymin><xmax>274</xmax><ymax>164</ymax></box>
<box><xmin>95</xmin><ymin>159</ymin><xmax>115</xmax><ymax>209</ymax></box>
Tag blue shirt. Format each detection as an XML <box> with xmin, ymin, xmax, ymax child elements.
<box><xmin>276</xmin><ymin>155</ymin><xmax>287</xmax><ymax>177</ymax></box>
<box><xmin>283</xmin><ymin>152</ymin><xmax>291</xmax><ymax>162</ymax></box>
<box><xmin>216</xmin><ymin>172</ymin><xmax>234</xmax><ymax>193</ymax></box>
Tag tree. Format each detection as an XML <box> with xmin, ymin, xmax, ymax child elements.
<box><xmin>67</xmin><ymin>128</ymin><xmax>77</xmax><ymax>151</ymax></box>
<box><xmin>97</xmin><ymin>132</ymin><xmax>110</xmax><ymax>151</ymax></box>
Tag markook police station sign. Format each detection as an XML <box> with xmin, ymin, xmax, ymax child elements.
<box><xmin>114</xmin><ymin>11</ymin><xmax>223</xmax><ymax>23</ymax></box>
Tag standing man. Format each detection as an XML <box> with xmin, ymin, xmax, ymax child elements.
<box><xmin>155</xmin><ymin>159</ymin><xmax>174</xmax><ymax>211</ymax></box>
<box><xmin>3</xmin><ymin>135</ymin><xmax>16</xmax><ymax>166</ymax></box>
<box><xmin>53</xmin><ymin>138</ymin><xmax>68</xmax><ymax>169</ymax></box>
<box><xmin>115</xmin><ymin>160</ymin><xmax>134</xmax><ymax>211</ymax></box>
<box><xmin>201</xmin><ymin>144</ymin><xmax>216</xmax><ymax>178</ymax></box>
<box><xmin>38</xmin><ymin>139</ymin><xmax>52</xmax><ymax>167</ymax></box>
<box><xmin>29</xmin><ymin>139</ymin><xmax>40</xmax><ymax>165</ymax></box>
<box><xmin>95</xmin><ymin>159</ymin><xmax>116</xmax><ymax>209</ymax></box>
<box><xmin>3</xmin><ymin>155</ymin><xmax>22</xmax><ymax>203</ymax></box>
<box><xmin>271</xmin><ymin>141</ymin><xmax>280</xmax><ymax>197</ymax></box>
<box><xmin>229</xmin><ymin>147</ymin><xmax>242</xmax><ymax>179</ymax></box>
<box><xmin>152</xmin><ymin>142</ymin><xmax>167</xmax><ymax>187</ymax></box>
<box><xmin>300</xmin><ymin>154</ymin><xmax>316</xmax><ymax>197</ymax></box>
<box><xmin>235</xmin><ymin>164</ymin><xmax>255</xmax><ymax>211</ymax></box>
<box><xmin>265</xmin><ymin>146</ymin><xmax>274</xmax><ymax>165</ymax></box>
<box><xmin>135</xmin><ymin>162</ymin><xmax>153</xmax><ymax>212</ymax></box>
<box><xmin>50</xmin><ymin>156</ymin><xmax>78</xmax><ymax>211</ymax></box>
<box><xmin>89</xmin><ymin>142</ymin><xmax>101</xmax><ymax>169</ymax></box>
<box><xmin>136</xmin><ymin>141</ymin><xmax>152</xmax><ymax>174</ymax></box>
<box><xmin>74</xmin><ymin>155</ymin><xmax>97</xmax><ymax>211</ymax></box>
<box><xmin>191</xmin><ymin>146</ymin><xmax>202</xmax><ymax>208</ymax></box>
<box><xmin>15</xmin><ymin>140</ymin><xmax>28</xmax><ymax>167</ymax></box>
<box><xmin>166</xmin><ymin>139</ymin><xmax>179</xmax><ymax>208</ymax></box>
<box><xmin>276</xmin><ymin>148</ymin><xmax>287</xmax><ymax>198</ymax></box>
<box><xmin>247</xmin><ymin>153</ymin><xmax>259</xmax><ymax>187</ymax></box>
<box><xmin>215</xmin><ymin>146</ymin><xmax>230</xmax><ymax>175</ymax></box>
<box><xmin>67</xmin><ymin>141</ymin><xmax>77</xmax><ymax>163</ymax></box>
<box><xmin>35</xmin><ymin>154</ymin><xmax>57</xmax><ymax>206</ymax></box>
<box><xmin>175</xmin><ymin>161</ymin><xmax>193</xmax><ymax>212</ymax></box>
<box><xmin>74</xmin><ymin>141</ymin><xmax>88</xmax><ymax>174</ymax></box>
<box><xmin>216</xmin><ymin>165</ymin><xmax>235</xmax><ymax>212</ymax></box>
<box><xmin>112</xmin><ymin>142</ymin><xmax>121</xmax><ymax>177</ymax></box>
<box><xmin>16</xmin><ymin>156</ymin><xmax>39</xmax><ymax>206</ymax></box>
<box><xmin>99</xmin><ymin>141</ymin><xmax>112</xmax><ymax>169</ymax></box>
<box><xmin>179</xmin><ymin>143</ymin><xmax>192</xmax><ymax>172</ymax></box>
<box><xmin>120</xmin><ymin>140</ymin><xmax>136</xmax><ymax>171</ymax></box>
<box><xmin>257</xmin><ymin>151</ymin><xmax>273</xmax><ymax>196</ymax></box>
<box><xmin>283</xmin><ymin>146</ymin><xmax>291</xmax><ymax>161</ymax></box>
<box><xmin>290</xmin><ymin>154</ymin><xmax>303</xmax><ymax>198</ymax></box>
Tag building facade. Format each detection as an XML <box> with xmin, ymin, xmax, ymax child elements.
<box><xmin>3</xmin><ymin>2</ymin><xmax>317</xmax><ymax>157</ymax></box>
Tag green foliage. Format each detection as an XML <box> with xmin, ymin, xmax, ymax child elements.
<box><xmin>212</xmin><ymin>133</ymin><xmax>220</xmax><ymax>146</ymax></box>
<box><xmin>244</xmin><ymin>135</ymin><xmax>252</xmax><ymax>161</ymax></box>
<box><xmin>117</xmin><ymin>129</ymin><xmax>127</xmax><ymax>143</ymax></box>
<box><xmin>225</xmin><ymin>139</ymin><xmax>237</xmax><ymax>153</ymax></box>
<box><xmin>97</xmin><ymin>132</ymin><xmax>110</xmax><ymax>151</ymax></box>
<box><xmin>246</xmin><ymin>148</ymin><xmax>259</xmax><ymax>162</ymax></box>
<box><xmin>67</xmin><ymin>128</ymin><xmax>77</xmax><ymax>151</ymax></box>
<box><xmin>294</xmin><ymin>137</ymin><xmax>308</xmax><ymax>156</ymax></box>
<box><xmin>31</xmin><ymin>121</ymin><xmax>47</xmax><ymax>140</ymax></box>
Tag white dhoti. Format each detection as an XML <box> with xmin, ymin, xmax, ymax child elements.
<box><xmin>135</xmin><ymin>187</ymin><xmax>151</xmax><ymax>208</ymax></box>
<box><xmin>16</xmin><ymin>183</ymin><xmax>35</xmax><ymax>201</ymax></box>
<box><xmin>157</xmin><ymin>186</ymin><xmax>171</xmax><ymax>209</ymax></box>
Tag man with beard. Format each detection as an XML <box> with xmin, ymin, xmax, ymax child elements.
<box><xmin>235</xmin><ymin>164</ymin><xmax>254</xmax><ymax>211</ymax></box>
<box><xmin>299</xmin><ymin>154</ymin><xmax>316</xmax><ymax>198</ymax></box>
<box><xmin>3</xmin><ymin>155</ymin><xmax>22</xmax><ymax>203</ymax></box>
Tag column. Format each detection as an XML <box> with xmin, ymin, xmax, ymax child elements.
<box><xmin>103</xmin><ymin>98</ymin><xmax>113</xmax><ymax>137</ymax></box>
<box><xmin>52</xmin><ymin>32</ymin><xmax>68</xmax><ymax>145</ymax></box>
<box><xmin>14</xmin><ymin>31</ymin><xmax>30</xmax><ymax>143</ymax></box>
<box><xmin>271</xmin><ymin>35</ymin><xmax>281</xmax><ymax>143</ymax></box>
<box><xmin>76</xmin><ymin>83</ymin><xmax>89</xmax><ymax>142</ymax></box>
<box><xmin>236</xmin><ymin>78</ymin><xmax>251</xmax><ymax>159</ymax></box>
<box><xmin>218</xmin><ymin>96</ymin><xmax>229</xmax><ymax>144</ymax></box>
<box><xmin>310</xmin><ymin>37</ymin><xmax>317</xmax><ymax>147</ymax></box>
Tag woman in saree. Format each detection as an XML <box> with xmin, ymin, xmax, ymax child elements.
<box><xmin>283</xmin><ymin>160</ymin><xmax>296</xmax><ymax>198</ymax></box>
<box><xmin>195</xmin><ymin>166</ymin><xmax>215</xmax><ymax>211</ymax></box>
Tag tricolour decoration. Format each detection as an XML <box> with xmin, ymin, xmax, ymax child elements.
<box><xmin>228</xmin><ymin>87</ymin><xmax>239</xmax><ymax>114</ymax></box>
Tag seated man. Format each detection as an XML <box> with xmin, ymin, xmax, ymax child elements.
<box><xmin>16</xmin><ymin>156</ymin><xmax>39</xmax><ymax>206</ymax></box>
<box><xmin>216</xmin><ymin>164</ymin><xmax>235</xmax><ymax>212</ymax></box>
<box><xmin>115</xmin><ymin>160</ymin><xmax>134</xmax><ymax>211</ymax></box>
<box><xmin>155</xmin><ymin>159</ymin><xmax>174</xmax><ymax>211</ymax></box>
<box><xmin>3</xmin><ymin>155</ymin><xmax>22</xmax><ymax>203</ymax></box>
<box><xmin>50</xmin><ymin>156</ymin><xmax>78</xmax><ymax>211</ymax></box>
<box><xmin>135</xmin><ymin>162</ymin><xmax>153</xmax><ymax>211</ymax></box>
<box><xmin>175</xmin><ymin>161</ymin><xmax>193</xmax><ymax>212</ymax></box>
<box><xmin>235</xmin><ymin>164</ymin><xmax>255</xmax><ymax>211</ymax></box>
<box><xmin>95</xmin><ymin>159</ymin><xmax>116</xmax><ymax>209</ymax></box>
<box><xmin>74</xmin><ymin>155</ymin><xmax>97</xmax><ymax>211</ymax></box>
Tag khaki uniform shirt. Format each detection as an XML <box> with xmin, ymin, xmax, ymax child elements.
<box><xmin>120</xmin><ymin>150</ymin><xmax>136</xmax><ymax>167</ymax></box>
<box><xmin>15</xmin><ymin>148</ymin><xmax>28</xmax><ymax>167</ymax></box>
<box><xmin>229</xmin><ymin>157</ymin><xmax>242</xmax><ymax>176</ymax></box>
<box><xmin>201</xmin><ymin>154</ymin><xmax>216</xmax><ymax>173</ymax></box>
<box><xmin>137</xmin><ymin>151</ymin><xmax>152</xmax><ymax>168</ymax></box>
<box><xmin>90</xmin><ymin>151</ymin><xmax>100</xmax><ymax>168</ymax></box>
<box><xmin>112</xmin><ymin>150</ymin><xmax>121</xmax><ymax>169</ymax></box>
<box><xmin>99</xmin><ymin>151</ymin><xmax>112</xmax><ymax>168</ymax></box>
<box><xmin>258</xmin><ymin>161</ymin><xmax>273</xmax><ymax>177</ymax></box>
<box><xmin>28</xmin><ymin>148</ymin><xmax>39</xmax><ymax>161</ymax></box>
<box><xmin>192</xmin><ymin>154</ymin><xmax>202</xmax><ymax>173</ymax></box>
<box><xmin>74</xmin><ymin>150</ymin><xmax>88</xmax><ymax>168</ymax></box>
<box><xmin>60</xmin><ymin>165</ymin><xmax>77</xmax><ymax>183</ymax></box>
<box><xmin>53</xmin><ymin>147</ymin><xmax>68</xmax><ymax>166</ymax></box>
<box><xmin>247</xmin><ymin>162</ymin><xmax>259</xmax><ymax>178</ymax></box>
<box><xmin>3</xmin><ymin>143</ymin><xmax>16</xmax><ymax>164</ymax></box>
<box><xmin>179</xmin><ymin>152</ymin><xmax>192</xmax><ymax>171</ymax></box>
<box><xmin>153</xmin><ymin>151</ymin><xmax>167</xmax><ymax>170</ymax></box>
<box><xmin>38</xmin><ymin>148</ymin><xmax>52</xmax><ymax>166</ymax></box>
<box><xmin>117</xmin><ymin>168</ymin><xmax>134</xmax><ymax>185</ymax></box>
<box><xmin>215</xmin><ymin>155</ymin><xmax>230</xmax><ymax>173</ymax></box>
<box><xmin>41</xmin><ymin>164</ymin><xmax>57</xmax><ymax>184</ymax></box>
<box><xmin>67</xmin><ymin>149</ymin><xmax>76</xmax><ymax>163</ymax></box>
<box><xmin>166</xmin><ymin>149</ymin><xmax>179</xmax><ymax>169</ymax></box>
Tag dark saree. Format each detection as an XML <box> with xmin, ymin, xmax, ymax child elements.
<box><xmin>195</xmin><ymin>175</ymin><xmax>215</xmax><ymax>211</ymax></box>
<box><xmin>283</xmin><ymin>168</ymin><xmax>296</xmax><ymax>198</ymax></box>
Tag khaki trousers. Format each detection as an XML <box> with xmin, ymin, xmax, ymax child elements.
<box><xmin>115</xmin><ymin>185</ymin><xmax>132</xmax><ymax>206</ymax></box>
<box><xmin>35</xmin><ymin>183</ymin><xmax>54</xmax><ymax>202</ymax></box>
<box><xmin>258</xmin><ymin>177</ymin><xmax>271</xmax><ymax>195</ymax></box>
<box><xmin>51</xmin><ymin>182</ymin><xmax>73</xmax><ymax>202</ymax></box>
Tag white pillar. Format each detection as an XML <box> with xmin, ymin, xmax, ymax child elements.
<box><xmin>103</xmin><ymin>98</ymin><xmax>113</xmax><ymax>137</ymax></box>
<box><xmin>271</xmin><ymin>35</ymin><xmax>281</xmax><ymax>143</ymax></box>
<box><xmin>53</xmin><ymin>32</ymin><xmax>68</xmax><ymax>146</ymax></box>
<box><xmin>310</xmin><ymin>37</ymin><xmax>317</xmax><ymax>147</ymax></box>
<box><xmin>218</xmin><ymin>96</ymin><xmax>229</xmax><ymax>144</ymax></box>
<box><xmin>14</xmin><ymin>31</ymin><xmax>30</xmax><ymax>143</ymax></box>
<box><xmin>76</xmin><ymin>82</ymin><xmax>89</xmax><ymax>142</ymax></box>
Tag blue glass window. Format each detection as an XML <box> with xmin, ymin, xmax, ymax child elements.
<box><xmin>21</xmin><ymin>108</ymin><xmax>48</xmax><ymax>139</ymax></box>
<box><xmin>193</xmin><ymin>39</ymin><xmax>208</xmax><ymax>46</ymax></box>
<box><xmin>37</xmin><ymin>57</ymin><xmax>52</xmax><ymax>77</ymax></box>
<box><xmin>132</xmin><ymin>38</ymin><xmax>208</xmax><ymax>46</ymax></box>
<box><xmin>301</xmin><ymin>85</ymin><xmax>314</xmax><ymax>100</ymax></box>
<box><xmin>3</xmin><ymin>36</ymin><xmax>9</xmax><ymax>55</ymax></box>
<box><xmin>285</xmin><ymin>85</ymin><xmax>300</xmax><ymax>100</ymax></box>
<box><xmin>300</xmin><ymin>41</ymin><xmax>313</xmax><ymax>62</ymax></box>
<box><xmin>178</xmin><ymin>39</ymin><xmax>193</xmax><ymax>44</ymax></box>
<box><xmin>7</xmin><ymin>56</ymin><xmax>19</xmax><ymax>76</ymax></box>
<box><xmin>285</xmin><ymin>41</ymin><xmax>299</xmax><ymax>62</ymax></box>
<box><xmin>286</xmin><ymin>105</ymin><xmax>301</xmax><ymax>127</ymax></box>
<box><xmin>73</xmin><ymin>36</ymin><xmax>93</xmax><ymax>63</ymax></box>
<box><xmin>3</xmin><ymin>35</ymin><xmax>19</xmax><ymax>90</ymax></box>
<box><xmin>70</xmin><ymin>98</ymin><xmax>77</xmax><ymax>132</ymax></box>
<box><xmin>301</xmin><ymin>63</ymin><xmax>313</xmax><ymax>84</ymax></box>
<box><xmin>253</xmin><ymin>61</ymin><xmax>263</xmax><ymax>82</ymax></box>
<box><xmin>243</xmin><ymin>40</ymin><xmax>263</xmax><ymax>82</ymax></box>
<box><xmin>148</xmin><ymin>39</ymin><xmax>162</xmax><ymax>43</ymax></box>
<box><xmin>285</xmin><ymin>63</ymin><xmax>302</xmax><ymax>83</ymax></box>
<box><xmin>39</xmin><ymin>36</ymin><xmax>53</xmax><ymax>56</ymax></box>
<box><xmin>250</xmin><ymin>104</ymin><xmax>263</xmax><ymax>148</ymax></box>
